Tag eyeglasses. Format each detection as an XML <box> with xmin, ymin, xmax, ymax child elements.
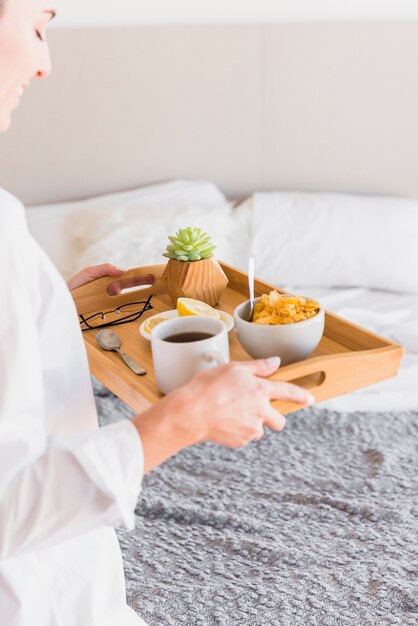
<box><xmin>79</xmin><ymin>294</ymin><xmax>153</xmax><ymax>331</ymax></box>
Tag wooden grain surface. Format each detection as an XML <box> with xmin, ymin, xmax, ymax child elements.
<box><xmin>161</xmin><ymin>257</ymin><xmax>229</xmax><ymax>307</ymax></box>
<box><xmin>72</xmin><ymin>262</ymin><xmax>404</xmax><ymax>415</ymax></box>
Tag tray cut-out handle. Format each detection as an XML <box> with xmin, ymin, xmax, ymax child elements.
<box><xmin>270</xmin><ymin>347</ymin><xmax>399</xmax><ymax>413</ymax></box>
<box><xmin>72</xmin><ymin>264</ymin><xmax>167</xmax><ymax>316</ymax></box>
<box><xmin>272</xmin><ymin>352</ymin><xmax>363</xmax><ymax>397</ymax></box>
<box><xmin>273</xmin><ymin>356</ymin><xmax>331</xmax><ymax>390</ymax></box>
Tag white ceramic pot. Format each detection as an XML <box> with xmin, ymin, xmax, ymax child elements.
<box><xmin>233</xmin><ymin>297</ymin><xmax>325</xmax><ymax>365</ymax></box>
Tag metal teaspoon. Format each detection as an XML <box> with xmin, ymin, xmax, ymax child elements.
<box><xmin>96</xmin><ymin>329</ymin><xmax>147</xmax><ymax>376</ymax></box>
<box><xmin>247</xmin><ymin>256</ymin><xmax>255</xmax><ymax>321</ymax></box>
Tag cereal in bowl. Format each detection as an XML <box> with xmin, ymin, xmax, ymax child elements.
<box><xmin>253</xmin><ymin>290</ymin><xmax>320</xmax><ymax>325</ymax></box>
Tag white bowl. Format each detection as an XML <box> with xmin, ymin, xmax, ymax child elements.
<box><xmin>233</xmin><ymin>296</ymin><xmax>325</xmax><ymax>365</ymax></box>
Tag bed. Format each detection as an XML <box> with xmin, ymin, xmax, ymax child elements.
<box><xmin>1</xmin><ymin>22</ymin><xmax>418</xmax><ymax>626</ymax></box>
<box><xmin>24</xmin><ymin>179</ymin><xmax>418</xmax><ymax>414</ymax></box>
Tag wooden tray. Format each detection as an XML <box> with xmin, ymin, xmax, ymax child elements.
<box><xmin>72</xmin><ymin>262</ymin><xmax>403</xmax><ymax>415</ymax></box>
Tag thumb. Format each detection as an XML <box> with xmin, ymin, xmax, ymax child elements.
<box><xmin>237</xmin><ymin>356</ymin><xmax>281</xmax><ymax>378</ymax></box>
<box><xmin>67</xmin><ymin>264</ymin><xmax>125</xmax><ymax>291</ymax></box>
<box><xmin>89</xmin><ymin>263</ymin><xmax>125</xmax><ymax>278</ymax></box>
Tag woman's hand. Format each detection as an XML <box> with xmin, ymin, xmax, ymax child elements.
<box><xmin>172</xmin><ymin>357</ymin><xmax>314</xmax><ymax>447</ymax></box>
<box><xmin>67</xmin><ymin>263</ymin><xmax>124</xmax><ymax>291</ymax></box>
<box><xmin>67</xmin><ymin>264</ymin><xmax>152</xmax><ymax>295</ymax></box>
<box><xmin>132</xmin><ymin>357</ymin><xmax>315</xmax><ymax>473</ymax></box>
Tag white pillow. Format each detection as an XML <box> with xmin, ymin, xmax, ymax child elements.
<box><xmin>27</xmin><ymin>180</ymin><xmax>244</xmax><ymax>278</ymax></box>
<box><xmin>237</xmin><ymin>191</ymin><xmax>418</xmax><ymax>293</ymax></box>
<box><xmin>69</xmin><ymin>180</ymin><xmax>243</xmax><ymax>274</ymax></box>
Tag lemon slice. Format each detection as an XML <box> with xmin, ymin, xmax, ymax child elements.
<box><xmin>177</xmin><ymin>298</ymin><xmax>221</xmax><ymax>319</ymax></box>
<box><xmin>143</xmin><ymin>316</ymin><xmax>169</xmax><ymax>334</ymax></box>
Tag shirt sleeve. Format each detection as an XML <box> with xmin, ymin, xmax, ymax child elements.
<box><xmin>0</xmin><ymin>197</ymin><xmax>144</xmax><ymax>560</ymax></box>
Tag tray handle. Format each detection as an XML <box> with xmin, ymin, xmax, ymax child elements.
<box><xmin>270</xmin><ymin>346</ymin><xmax>401</xmax><ymax>414</ymax></box>
<box><xmin>72</xmin><ymin>264</ymin><xmax>167</xmax><ymax>316</ymax></box>
<box><xmin>270</xmin><ymin>352</ymin><xmax>357</xmax><ymax>414</ymax></box>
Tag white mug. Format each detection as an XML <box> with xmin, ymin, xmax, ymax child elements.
<box><xmin>151</xmin><ymin>316</ymin><xmax>230</xmax><ymax>394</ymax></box>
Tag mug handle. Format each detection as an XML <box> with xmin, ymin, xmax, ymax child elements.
<box><xmin>198</xmin><ymin>349</ymin><xmax>229</xmax><ymax>371</ymax></box>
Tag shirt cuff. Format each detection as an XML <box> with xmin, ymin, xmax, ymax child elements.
<box><xmin>58</xmin><ymin>419</ymin><xmax>144</xmax><ymax>531</ymax></box>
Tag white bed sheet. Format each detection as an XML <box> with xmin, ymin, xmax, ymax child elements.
<box><xmin>300</xmin><ymin>286</ymin><xmax>418</xmax><ymax>413</ymax></box>
<box><xmin>25</xmin><ymin>202</ymin><xmax>418</xmax><ymax>414</ymax></box>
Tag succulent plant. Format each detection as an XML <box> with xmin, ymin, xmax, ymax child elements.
<box><xmin>162</xmin><ymin>227</ymin><xmax>216</xmax><ymax>262</ymax></box>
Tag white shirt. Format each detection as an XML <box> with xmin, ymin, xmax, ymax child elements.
<box><xmin>0</xmin><ymin>189</ymin><xmax>148</xmax><ymax>626</ymax></box>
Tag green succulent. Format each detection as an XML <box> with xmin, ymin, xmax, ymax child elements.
<box><xmin>162</xmin><ymin>227</ymin><xmax>216</xmax><ymax>262</ymax></box>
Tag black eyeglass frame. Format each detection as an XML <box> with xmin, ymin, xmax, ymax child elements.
<box><xmin>79</xmin><ymin>294</ymin><xmax>154</xmax><ymax>332</ymax></box>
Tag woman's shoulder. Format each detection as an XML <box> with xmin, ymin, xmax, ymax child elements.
<box><xmin>0</xmin><ymin>187</ymin><xmax>24</xmax><ymax>208</ymax></box>
<box><xmin>0</xmin><ymin>188</ymin><xmax>27</xmax><ymax>233</ymax></box>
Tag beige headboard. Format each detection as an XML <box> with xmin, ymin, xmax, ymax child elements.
<box><xmin>1</xmin><ymin>23</ymin><xmax>418</xmax><ymax>205</ymax></box>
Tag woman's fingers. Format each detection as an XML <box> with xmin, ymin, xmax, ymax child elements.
<box><xmin>96</xmin><ymin>263</ymin><xmax>125</xmax><ymax>277</ymax></box>
<box><xmin>235</xmin><ymin>359</ymin><xmax>315</xmax><ymax>407</ymax></box>
<box><xmin>234</xmin><ymin>357</ymin><xmax>281</xmax><ymax>377</ymax></box>
<box><xmin>67</xmin><ymin>263</ymin><xmax>124</xmax><ymax>290</ymax></box>
<box><xmin>251</xmin><ymin>420</ymin><xmax>265</xmax><ymax>441</ymax></box>
<box><xmin>264</xmin><ymin>380</ymin><xmax>315</xmax><ymax>406</ymax></box>
<box><xmin>263</xmin><ymin>406</ymin><xmax>286</xmax><ymax>432</ymax></box>
<box><xmin>236</xmin><ymin>360</ymin><xmax>314</xmax><ymax>406</ymax></box>
<box><xmin>82</xmin><ymin>263</ymin><xmax>125</xmax><ymax>280</ymax></box>
<box><xmin>107</xmin><ymin>274</ymin><xmax>155</xmax><ymax>296</ymax></box>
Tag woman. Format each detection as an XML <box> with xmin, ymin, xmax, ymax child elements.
<box><xmin>0</xmin><ymin>1</ymin><xmax>314</xmax><ymax>624</ymax></box>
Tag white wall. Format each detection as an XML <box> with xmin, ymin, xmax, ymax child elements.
<box><xmin>54</xmin><ymin>0</ymin><xmax>418</xmax><ymax>28</ymax></box>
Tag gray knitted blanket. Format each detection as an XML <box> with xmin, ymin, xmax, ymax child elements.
<box><xmin>94</xmin><ymin>381</ymin><xmax>418</xmax><ymax>626</ymax></box>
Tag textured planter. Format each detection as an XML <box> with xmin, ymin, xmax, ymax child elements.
<box><xmin>161</xmin><ymin>257</ymin><xmax>229</xmax><ymax>307</ymax></box>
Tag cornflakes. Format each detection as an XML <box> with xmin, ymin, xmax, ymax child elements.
<box><xmin>252</xmin><ymin>290</ymin><xmax>320</xmax><ymax>325</ymax></box>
